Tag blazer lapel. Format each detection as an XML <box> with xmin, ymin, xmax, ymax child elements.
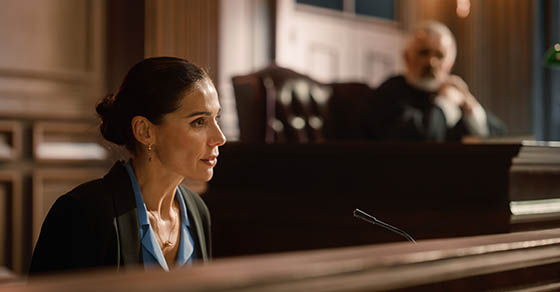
<box><xmin>179</xmin><ymin>185</ymin><xmax>208</xmax><ymax>260</ymax></box>
<box><xmin>140</xmin><ymin>227</ymin><xmax>169</xmax><ymax>270</ymax></box>
<box><xmin>108</xmin><ymin>162</ymin><xmax>142</xmax><ymax>267</ymax></box>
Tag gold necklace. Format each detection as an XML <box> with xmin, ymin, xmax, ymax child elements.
<box><xmin>161</xmin><ymin>215</ymin><xmax>177</xmax><ymax>248</ymax></box>
<box><xmin>149</xmin><ymin>211</ymin><xmax>178</xmax><ymax>249</ymax></box>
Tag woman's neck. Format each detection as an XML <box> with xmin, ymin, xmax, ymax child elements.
<box><xmin>130</xmin><ymin>156</ymin><xmax>183</xmax><ymax>219</ymax></box>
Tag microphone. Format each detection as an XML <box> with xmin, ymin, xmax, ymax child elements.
<box><xmin>353</xmin><ymin>208</ymin><xmax>416</xmax><ymax>243</ymax></box>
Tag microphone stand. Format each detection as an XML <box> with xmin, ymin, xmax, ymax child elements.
<box><xmin>354</xmin><ymin>208</ymin><xmax>416</xmax><ymax>243</ymax></box>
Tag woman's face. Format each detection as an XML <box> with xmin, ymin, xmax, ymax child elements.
<box><xmin>153</xmin><ymin>78</ymin><xmax>226</xmax><ymax>182</ymax></box>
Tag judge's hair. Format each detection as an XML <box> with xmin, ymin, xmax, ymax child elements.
<box><xmin>406</xmin><ymin>20</ymin><xmax>457</xmax><ymax>64</ymax></box>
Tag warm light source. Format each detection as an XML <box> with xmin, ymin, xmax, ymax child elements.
<box><xmin>456</xmin><ymin>0</ymin><xmax>470</xmax><ymax>18</ymax></box>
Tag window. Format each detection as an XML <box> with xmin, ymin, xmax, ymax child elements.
<box><xmin>296</xmin><ymin>0</ymin><xmax>343</xmax><ymax>11</ymax></box>
<box><xmin>296</xmin><ymin>0</ymin><xmax>395</xmax><ymax>21</ymax></box>
<box><xmin>355</xmin><ymin>0</ymin><xmax>394</xmax><ymax>20</ymax></box>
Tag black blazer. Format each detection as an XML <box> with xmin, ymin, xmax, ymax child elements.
<box><xmin>29</xmin><ymin>161</ymin><xmax>211</xmax><ymax>275</ymax></box>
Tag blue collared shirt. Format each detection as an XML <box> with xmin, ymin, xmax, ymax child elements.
<box><xmin>124</xmin><ymin>161</ymin><xmax>195</xmax><ymax>270</ymax></box>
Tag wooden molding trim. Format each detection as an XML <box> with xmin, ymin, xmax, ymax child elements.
<box><xmin>0</xmin><ymin>171</ymin><xmax>22</xmax><ymax>274</ymax></box>
<box><xmin>0</xmin><ymin>121</ymin><xmax>21</xmax><ymax>161</ymax></box>
<box><xmin>32</xmin><ymin>121</ymin><xmax>108</xmax><ymax>163</ymax></box>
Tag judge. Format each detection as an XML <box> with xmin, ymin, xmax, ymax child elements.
<box><xmin>30</xmin><ymin>57</ymin><xmax>226</xmax><ymax>274</ymax></box>
<box><xmin>365</xmin><ymin>21</ymin><xmax>505</xmax><ymax>141</ymax></box>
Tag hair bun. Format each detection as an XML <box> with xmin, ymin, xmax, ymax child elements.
<box><xmin>96</xmin><ymin>94</ymin><xmax>128</xmax><ymax>146</ymax></box>
<box><xmin>96</xmin><ymin>94</ymin><xmax>116</xmax><ymax>118</ymax></box>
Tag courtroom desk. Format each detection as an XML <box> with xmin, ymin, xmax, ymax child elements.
<box><xmin>6</xmin><ymin>229</ymin><xmax>560</xmax><ymax>292</ymax></box>
<box><xmin>203</xmin><ymin>142</ymin><xmax>521</xmax><ymax>258</ymax></box>
<box><xmin>510</xmin><ymin>142</ymin><xmax>560</xmax><ymax>231</ymax></box>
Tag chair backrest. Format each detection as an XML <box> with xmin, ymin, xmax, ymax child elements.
<box><xmin>324</xmin><ymin>82</ymin><xmax>374</xmax><ymax>140</ymax></box>
<box><xmin>232</xmin><ymin>65</ymin><xmax>373</xmax><ymax>143</ymax></box>
<box><xmin>231</xmin><ymin>73</ymin><xmax>268</xmax><ymax>142</ymax></box>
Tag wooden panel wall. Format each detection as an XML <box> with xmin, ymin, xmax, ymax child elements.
<box><xmin>106</xmin><ymin>0</ymin><xmax>145</xmax><ymax>93</ymax></box>
<box><xmin>145</xmin><ymin>0</ymin><xmax>220</xmax><ymax>83</ymax></box>
<box><xmin>0</xmin><ymin>0</ymin><xmax>105</xmax><ymax>120</ymax></box>
<box><xmin>0</xmin><ymin>0</ymin><xmax>111</xmax><ymax>274</ymax></box>
<box><xmin>401</xmin><ymin>0</ymin><xmax>534</xmax><ymax>136</ymax></box>
<box><xmin>471</xmin><ymin>0</ymin><xmax>533</xmax><ymax>136</ymax></box>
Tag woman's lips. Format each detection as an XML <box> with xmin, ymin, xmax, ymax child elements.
<box><xmin>201</xmin><ymin>156</ymin><xmax>218</xmax><ymax>167</ymax></box>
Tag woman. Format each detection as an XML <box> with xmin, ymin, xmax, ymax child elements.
<box><xmin>30</xmin><ymin>57</ymin><xmax>226</xmax><ymax>274</ymax></box>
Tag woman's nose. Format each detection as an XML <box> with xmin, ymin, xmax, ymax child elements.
<box><xmin>210</xmin><ymin>123</ymin><xmax>227</xmax><ymax>146</ymax></box>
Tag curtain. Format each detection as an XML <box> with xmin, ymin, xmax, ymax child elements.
<box><xmin>533</xmin><ymin>0</ymin><xmax>560</xmax><ymax>140</ymax></box>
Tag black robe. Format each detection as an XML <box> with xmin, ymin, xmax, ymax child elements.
<box><xmin>365</xmin><ymin>75</ymin><xmax>506</xmax><ymax>141</ymax></box>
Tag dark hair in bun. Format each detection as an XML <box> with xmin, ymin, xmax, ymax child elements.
<box><xmin>96</xmin><ymin>57</ymin><xmax>208</xmax><ymax>151</ymax></box>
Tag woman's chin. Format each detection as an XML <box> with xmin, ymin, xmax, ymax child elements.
<box><xmin>196</xmin><ymin>170</ymin><xmax>214</xmax><ymax>182</ymax></box>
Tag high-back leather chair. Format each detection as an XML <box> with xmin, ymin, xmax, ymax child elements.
<box><xmin>232</xmin><ymin>65</ymin><xmax>373</xmax><ymax>143</ymax></box>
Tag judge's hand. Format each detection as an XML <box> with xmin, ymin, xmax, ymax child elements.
<box><xmin>438</xmin><ymin>75</ymin><xmax>480</xmax><ymax>115</ymax></box>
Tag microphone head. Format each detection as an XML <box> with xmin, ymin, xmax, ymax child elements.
<box><xmin>353</xmin><ymin>208</ymin><xmax>376</xmax><ymax>221</ymax></box>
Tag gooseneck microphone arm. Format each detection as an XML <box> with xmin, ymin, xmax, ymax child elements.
<box><xmin>353</xmin><ymin>208</ymin><xmax>416</xmax><ymax>243</ymax></box>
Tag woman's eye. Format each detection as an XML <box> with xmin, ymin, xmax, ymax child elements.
<box><xmin>191</xmin><ymin>118</ymin><xmax>206</xmax><ymax>127</ymax></box>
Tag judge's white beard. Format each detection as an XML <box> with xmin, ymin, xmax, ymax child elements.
<box><xmin>404</xmin><ymin>74</ymin><xmax>443</xmax><ymax>93</ymax></box>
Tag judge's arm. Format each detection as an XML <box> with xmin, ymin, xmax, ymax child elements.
<box><xmin>435</xmin><ymin>75</ymin><xmax>489</xmax><ymax>137</ymax></box>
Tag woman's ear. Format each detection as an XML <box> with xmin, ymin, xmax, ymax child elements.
<box><xmin>131</xmin><ymin>116</ymin><xmax>155</xmax><ymax>147</ymax></box>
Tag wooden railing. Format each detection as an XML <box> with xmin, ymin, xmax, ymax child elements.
<box><xmin>4</xmin><ymin>228</ymin><xmax>560</xmax><ymax>291</ymax></box>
